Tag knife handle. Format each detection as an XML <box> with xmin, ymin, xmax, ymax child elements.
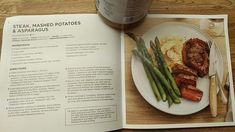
<box><xmin>209</xmin><ymin>75</ymin><xmax>217</xmax><ymax>117</ymax></box>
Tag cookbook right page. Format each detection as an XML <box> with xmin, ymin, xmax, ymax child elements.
<box><xmin>122</xmin><ymin>14</ymin><xmax>235</xmax><ymax>129</ymax></box>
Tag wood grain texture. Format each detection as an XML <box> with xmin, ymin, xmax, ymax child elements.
<box><xmin>0</xmin><ymin>0</ymin><xmax>234</xmax><ymax>131</ymax></box>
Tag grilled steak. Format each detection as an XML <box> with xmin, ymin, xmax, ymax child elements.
<box><xmin>171</xmin><ymin>63</ymin><xmax>197</xmax><ymax>76</ymax></box>
<box><xmin>182</xmin><ymin>38</ymin><xmax>209</xmax><ymax>77</ymax></box>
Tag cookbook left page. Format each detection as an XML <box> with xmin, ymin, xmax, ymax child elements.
<box><xmin>0</xmin><ymin>14</ymin><xmax>122</xmax><ymax>132</ymax></box>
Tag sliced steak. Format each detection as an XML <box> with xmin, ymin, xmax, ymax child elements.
<box><xmin>171</xmin><ymin>63</ymin><xmax>197</xmax><ymax>76</ymax></box>
<box><xmin>174</xmin><ymin>74</ymin><xmax>197</xmax><ymax>87</ymax></box>
<box><xmin>180</xmin><ymin>85</ymin><xmax>203</xmax><ymax>102</ymax></box>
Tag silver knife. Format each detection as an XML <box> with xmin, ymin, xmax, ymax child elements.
<box><xmin>209</xmin><ymin>41</ymin><xmax>217</xmax><ymax>117</ymax></box>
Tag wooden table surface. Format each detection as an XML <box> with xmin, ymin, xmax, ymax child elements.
<box><xmin>0</xmin><ymin>0</ymin><xmax>235</xmax><ymax>132</ymax></box>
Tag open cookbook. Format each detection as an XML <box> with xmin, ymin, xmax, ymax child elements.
<box><xmin>0</xmin><ymin>14</ymin><xmax>234</xmax><ymax>132</ymax></box>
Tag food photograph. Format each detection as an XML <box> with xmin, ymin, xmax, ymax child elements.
<box><xmin>124</xmin><ymin>15</ymin><xmax>233</xmax><ymax>125</ymax></box>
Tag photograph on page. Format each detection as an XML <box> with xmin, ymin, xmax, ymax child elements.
<box><xmin>123</xmin><ymin>15</ymin><xmax>235</xmax><ymax>128</ymax></box>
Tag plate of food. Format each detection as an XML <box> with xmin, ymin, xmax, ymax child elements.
<box><xmin>131</xmin><ymin>22</ymin><xmax>223</xmax><ymax>115</ymax></box>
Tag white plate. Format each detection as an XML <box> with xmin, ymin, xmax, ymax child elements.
<box><xmin>131</xmin><ymin>22</ymin><xmax>224</xmax><ymax>115</ymax></box>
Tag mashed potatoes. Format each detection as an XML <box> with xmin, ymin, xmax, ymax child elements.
<box><xmin>159</xmin><ymin>36</ymin><xmax>185</xmax><ymax>68</ymax></box>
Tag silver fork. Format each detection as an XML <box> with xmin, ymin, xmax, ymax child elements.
<box><xmin>225</xmin><ymin>72</ymin><xmax>232</xmax><ymax>121</ymax></box>
<box><xmin>208</xmin><ymin>41</ymin><xmax>212</xmax><ymax>48</ymax></box>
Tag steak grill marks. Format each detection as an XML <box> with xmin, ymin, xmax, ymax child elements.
<box><xmin>182</xmin><ymin>38</ymin><xmax>209</xmax><ymax>77</ymax></box>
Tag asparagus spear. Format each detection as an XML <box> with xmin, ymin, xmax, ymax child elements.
<box><xmin>150</xmin><ymin>70</ymin><xmax>167</xmax><ymax>101</ymax></box>
<box><xmin>133</xmin><ymin>50</ymin><xmax>181</xmax><ymax>104</ymax></box>
<box><xmin>151</xmin><ymin>40</ymin><xmax>177</xmax><ymax>103</ymax></box>
<box><xmin>128</xmin><ymin>33</ymin><xmax>167</xmax><ymax>101</ymax></box>
<box><xmin>128</xmin><ymin>32</ymin><xmax>180</xmax><ymax>104</ymax></box>
<box><xmin>127</xmin><ymin>33</ymin><xmax>162</xmax><ymax>101</ymax></box>
<box><xmin>150</xmin><ymin>40</ymin><xmax>164</xmax><ymax>73</ymax></box>
<box><xmin>166</xmin><ymin>90</ymin><xmax>173</xmax><ymax>107</ymax></box>
<box><xmin>138</xmin><ymin>38</ymin><xmax>167</xmax><ymax>101</ymax></box>
<box><xmin>143</xmin><ymin>65</ymin><xmax>162</xmax><ymax>101</ymax></box>
<box><xmin>154</xmin><ymin>37</ymin><xmax>181</xmax><ymax>97</ymax></box>
<box><xmin>126</xmin><ymin>32</ymin><xmax>138</xmax><ymax>41</ymax></box>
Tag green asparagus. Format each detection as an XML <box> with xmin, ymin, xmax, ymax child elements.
<box><xmin>127</xmin><ymin>33</ymin><xmax>162</xmax><ymax>101</ymax></box>
<box><xmin>154</xmin><ymin>37</ymin><xmax>181</xmax><ymax>97</ymax></box>
<box><xmin>143</xmin><ymin>65</ymin><xmax>162</xmax><ymax>101</ymax></box>
<box><xmin>133</xmin><ymin>50</ymin><xmax>181</xmax><ymax>104</ymax></box>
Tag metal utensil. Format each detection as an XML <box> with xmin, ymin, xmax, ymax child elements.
<box><xmin>225</xmin><ymin>72</ymin><xmax>230</xmax><ymax>90</ymax></box>
<box><xmin>216</xmin><ymin>72</ymin><xmax>228</xmax><ymax>104</ymax></box>
<box><xmin>209</xmin><ymin>40</ymin><xmax>227</xmax><ymax>104</ymax></box>
<box><xmin>208</xmin><ymin>41</ymin><xmax>218</xmax><ymax>117</ymax></box>
<box><xmin>224</xmin><ymin>72</ymin><xmax>233</xmax><ymax>121</ymax></box>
